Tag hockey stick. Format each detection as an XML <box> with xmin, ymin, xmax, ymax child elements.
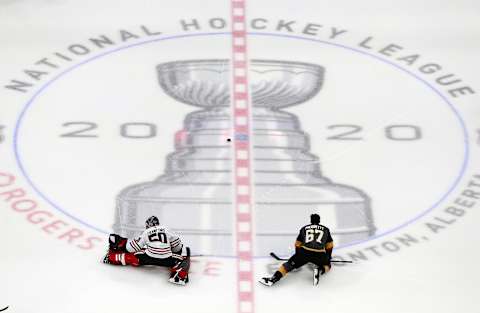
<box><xmin>269</xmin><ymin>252</ymin><xmax>353</xmax><ymax>263</ymax></box>
<box><xmin>186</xmin><ymin>248</ymin><xmax>204</xmax><ymax>258</ymax></box>
<box><xmin>185</xmin><ymin>247</ymin><xmax>205</xmax><ymax>258</ymax></box>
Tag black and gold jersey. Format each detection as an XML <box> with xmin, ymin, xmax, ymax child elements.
<box><xmin>296</xmin><ymin>224</ymin><xmax>334</xmax><ymax>252</ymax></box>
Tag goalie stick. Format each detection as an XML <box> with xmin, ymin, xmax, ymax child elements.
<box><xmin>182</xmin><ymin>247</ymin><xmax>205</xmax><ymax>258</ymax></box>
<box><xmin>269</xmin><ymin>252</ymin><xmax>353</xmax><ymax>263</ymax></box>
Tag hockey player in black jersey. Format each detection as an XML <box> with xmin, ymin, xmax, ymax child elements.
<box><xmin>259</xmin><ymin>214</ymin><xmax>333</xmax><ymax>286</ymax></box>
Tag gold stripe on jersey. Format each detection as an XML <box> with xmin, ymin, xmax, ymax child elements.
<box><xmin>326</xmin><ymin>241</ymin><xmax>334</xmax><ymax>250</ymax></box>
<box><xmin>301</xmin><ymin>246</ymin><xmax>326</xmax><ymax>253</ymax></box>
<box><xmin>295</xmin><ymin>240</ymin><xmax>303</xmax><ymax>248</ymax></box>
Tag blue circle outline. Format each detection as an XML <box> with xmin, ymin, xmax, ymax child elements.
<box><xmin>13</xmin><ymin>31</ymin><xmax>470</xmax><ymax>254</ymax></box>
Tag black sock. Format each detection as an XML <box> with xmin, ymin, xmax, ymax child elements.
<box><xmin>272</xmin><ymin>271</ymin><xmax>283</xmax><ymax>282</ymax></box>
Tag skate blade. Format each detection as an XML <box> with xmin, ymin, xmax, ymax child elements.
<box><xmin>258</xmin><ymin>279</ymin><xmax>273</xmax><ymax>287</ymax></box>
<box><xmin>168</xmin><ymin>278</ymin><xmax>186</xmax><ymax>286</ymax></box>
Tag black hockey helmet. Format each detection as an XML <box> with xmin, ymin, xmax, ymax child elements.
<box><xmin>145</xmin><ymin>216</ymin><xmax>160</xmax><ymax>229</ymax></box>
<box><xmin>310</xmin><ymin>213</ymin><xmax>320</xmax><ymax>224</ymax></box>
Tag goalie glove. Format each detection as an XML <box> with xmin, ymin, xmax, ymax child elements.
<box><xmin>108</xmin><ymin>234</ymin><xmax>128</xmax><ymax>252</ymax></box>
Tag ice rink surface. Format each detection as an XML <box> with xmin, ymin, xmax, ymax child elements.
<box><xmin>1</xmin><ymin>1</ymin><xmax>480</xmax><ymax>312</ymax></box>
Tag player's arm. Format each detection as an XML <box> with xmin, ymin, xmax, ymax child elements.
<box><xmin>325</xmin><ymin>230</ymin><xmax>334</xmax><ymax>260</ymax></box>
<box><xmin>167</xmin><ymin>230</ymin><xmax>183</xmax><ymax>254</ymax></box>
<box><xmin>295</xmin><ymin>228</ymin><xmax>305</xmax><ymax>252</ymax></box>
<box><xmin>126</xmin><ymin>232</ymin><xmax>146</xmax><ymax>253</ymax></box>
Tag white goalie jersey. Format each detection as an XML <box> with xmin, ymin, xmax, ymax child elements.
<box><xmin>126</xmin><ymin>225</ymin><xmax>182</xmax><ymax>259</ymax></box>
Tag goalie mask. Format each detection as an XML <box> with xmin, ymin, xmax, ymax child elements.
<box><xmin>145</xmin><ymin>215</ymin><xmax>160</xmax><ymax>229</ymax></box>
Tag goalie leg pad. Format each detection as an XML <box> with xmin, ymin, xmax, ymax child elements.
<box><xmin>107</xmin><ymin>252</ymin><xmax>140</xmax><ymax>266</ymax></box>
<box><xmin>170</xmin><ymin>257</ymin><xmax>190</xmax><ymax>279</ymax></box>
<box><xmin>169</xmin><ymin>253</ymin><xmax>190</xmax><ymax>285</ymax></box>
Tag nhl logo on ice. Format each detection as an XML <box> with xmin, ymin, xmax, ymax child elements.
<box><xmin>6</xmin><ymin>22</ymin><xmax>474</xmax><ymax>258</ymax></box>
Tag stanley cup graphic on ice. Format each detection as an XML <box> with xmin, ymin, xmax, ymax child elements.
<box><xmin>113</xmin><ymin>59</ymin><xmax>375</xmax><ymax>256</ymax></box>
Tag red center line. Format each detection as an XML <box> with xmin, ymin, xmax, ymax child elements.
<box><xmin>230</xmin><ymin>1</ymin><xmax>255</xmax><ymax>313</ymax></box>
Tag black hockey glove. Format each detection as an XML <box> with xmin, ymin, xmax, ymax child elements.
<box><xmin>108</xmin><ymin>234</ymin><xmax>128</xmax><ymax>252</ymax></box>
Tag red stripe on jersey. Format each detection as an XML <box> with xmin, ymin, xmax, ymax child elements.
<box><xmin>148</xmin><ymin>246</ymin><xmax>171</xmax><ymax>251</ymax></box>
<box><xmin>129</xmin><ymin>242</ymin><xmax>140</xmax><ymax>251</ymax></box>
<box><xmin>147</xmin><ymin>249</ymin><xmax>171</xmax><ymax>255</ymax></box>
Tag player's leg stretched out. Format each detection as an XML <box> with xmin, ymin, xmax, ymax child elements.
<box><xmin>168</xmin><ymin>248</ymin><xmax>191</xmax><ymax>285</ymax></box>
<box><xmin>260</xmin><ymin>251</ymin><xmax>309</xmax><ymax>286</ymax></box>
<box><xmin>102</xmin><ymin>234</ymin><xmax>141</xmax><ymax>266</ymax></box>
<box><xmin>311</xmin><ymin>250</ymin><xmax>331</xmax><ymax>286</ymax></box>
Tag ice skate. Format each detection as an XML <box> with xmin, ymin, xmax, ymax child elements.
<box><xmin>259</xmin><ymin>277</ymin><xmax>276</xmax><ymax>287</ymax></box>
<box><xmin>102</xmin><ymin>252</ymin><xmax>111</xmax><ymax>264</ymax></box>
<box><xmin>313</xmin><ymin>267</ymin><xmax>320</xmax><ymax>286</ymax></box>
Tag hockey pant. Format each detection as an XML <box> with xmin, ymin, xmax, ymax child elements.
<box><xmin>108</xmin><ymin>251</ymin><xmax>189</xmax><ymax>281</ymax></box>
<box><xmin>281</xmin><ymin>248</ymin><xmax>331</xmax><ymax>275</ymax></box>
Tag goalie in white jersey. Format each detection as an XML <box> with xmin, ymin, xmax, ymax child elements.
<box><xmin>128</xmin><ymin>216</ymin><xmax>183</xmax><ymax>260</ymax></box>
<box><xmin>103</xmin><ymin>216</ymin><xmax>190</xmax><ymax>285</ymax></box>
